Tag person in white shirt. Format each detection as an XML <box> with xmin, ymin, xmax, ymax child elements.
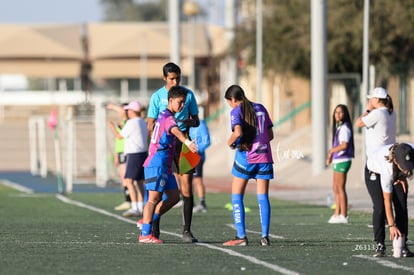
<box><xmin>110</xmin><ymin>101</ymin><xmax>148</xmax><ymax>217</ymax></box>
<box><xmin>366</xmin><ymin>143</ymin><xmax>414</xmax><ymax>258</ymax></box>
<box><xmin>356</xmin><ymin>87</ymin><xmax>397</xmax><ymax>257</ymax></box>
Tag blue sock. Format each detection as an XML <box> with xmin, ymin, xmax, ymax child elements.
<box><xmin>141</xmin><ymin>223</ymin><xmax>152</xmax><ymax>236</ymax></box>
<box><xmin>257</xmin><ymin>193</ymin><xmax>271</xmax><ymax>237</ymax></box>
<box><xmin>232</xmin><ymin>194</ymin><xmax>245</xmax><ymax>238</ymax></box>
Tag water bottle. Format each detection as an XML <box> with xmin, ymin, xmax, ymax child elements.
<box><xmin>393</xmin><ymin>234</ymin><xmax>404</xmax><ymax>258</ymax></box>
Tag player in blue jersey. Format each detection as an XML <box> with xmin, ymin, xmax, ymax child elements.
<box><xmin>139</xmin><ymin>86</ymin><xmax>198</xmax><ymax>244</ymax></box>
<box><xmin>146</xmin><ymin>62</ymin><xmax>200</xmax><ymax>243</ymax></box>
<box><xmin>222</xmin><ymin>84</ymin><xmax>274</xmax><ymax>247</ymax></box>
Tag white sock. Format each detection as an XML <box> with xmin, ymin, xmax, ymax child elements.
<box><xmin>137</xmin><ymin>202</ymin><xmax>143</xmax><ymax>212</ymax></box>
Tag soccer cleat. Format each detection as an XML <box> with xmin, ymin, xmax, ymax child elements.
<box><xmin>182</xmin><ymin>230</ymin><xmax>198</xmax><ymax>243</ymax></box>
<box><xmin>122</xmin><ymin>208</ymin><xmax>142</xmax><ymax>217</ymax></box>
<box><xmin>373</xmin><ymin>243</ymin><xmax>386</xmax><ymax>257</ymax></box>
<box><xmin>402</xmin><ymin>247</ymin><xmax>414</xmax><ymax>257</ymax></box>
<box><xmin>136</xmin><ymin>219</ymin><xmax>143</xmax><ymax>229</ymax></box>
<box><xmin>260</xmin><ymin>236</ymin><xmax>270</xmax><ymax>246</ymax></box>
<box><xmin>138</xmin><ymin>234</ymin><xmax>163</xmax><ymax>244</ymax></box>
<box><xmin>114</xmin><ymin>201</ymin><xmax>131</xmax><ymax>211</ymax></box>
<box><xmin>193</xmin><ymin>204</ymin><xmax>208</xmax><ymax>213</ymax></box>
<box><xmin>223</xmin><ymin>236</ymin><xmax>248</xmax><ymax>246</ymax></box>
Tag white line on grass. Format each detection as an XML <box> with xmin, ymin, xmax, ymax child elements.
<box><xmin>56</xmin><ymin>194</ymin><xmax>299</xmax><ymax>275</ymax></box>
<box><xmin>1</xmin><ymin>180</ymin><xmax>34</xmax><ymax>193</ymax></box>
<box><xmin>353</xmin><ymin>255</ymin><xmax>414</xmax><ymax>273</ymax></box>
<box><xmin>226</xmin><ymin>224</ymin><xmax>285</xmax><ymax>239</ymax></box>
<box><xmin>195</xmin><ymin>242</ymin><xmax>299</xmax><ymax>274</ymax></box>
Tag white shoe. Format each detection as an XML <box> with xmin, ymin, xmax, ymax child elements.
<box><xmin>173</xmin><ymin>200</ymin><xmax>183</xmax><ymax>208</ymax></box>
<box><xmin>122</xmin><ymin>208</ymin><xmax>142</xmax><ymax>217</ymax></box>
<box><xmin>193</xmin><ymin>204</ymin><xmax>207</xmax><ymax>213</ymax></box>
<box><xmin>114</xmin><ymin>201</ymin><xmax>131</xmax><ymax>211</ymax></box>
<box><xmin>328</xmin><ymin>214</ymin><xmax>349</xmax><ymax>224</ymax></box>
<box><xmin>339</xmin><ymin>215</ymin><xmax>349</xmax><ymax>224</ymax></box>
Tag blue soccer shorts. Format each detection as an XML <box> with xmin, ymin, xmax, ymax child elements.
<box><xmin>144</xmin><ymin>166</ymin><xmax>178</xmax><ymax>193</ymax></box>
<box><xmin>232</xmin><ymin>150</ymin><xmax>274</xmax><ymax>180</ymax></box>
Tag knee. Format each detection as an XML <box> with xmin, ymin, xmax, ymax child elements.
<box><xmin>147</xmin><ymin>198</ymin><xmax>161</xmax><ymax>206</ymax></box>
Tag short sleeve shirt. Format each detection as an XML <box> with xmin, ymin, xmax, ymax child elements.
<box><xmin>143</xmin><ymin>109</ymin><xmax>178</xmax><ymax>172</ymax></box>
<box><xmin>362</xmin><ymin>107</ymin><xmax>396</xmax><ymax>157</ymax></box>
<box><xmin>230</xmin><ymin>103</ymin><xmax>273</xmax><ymax>164</ymax></box>
<box><xmin>147</xmin><ymin>86</ymin><xmax>199</xmax><ymax>131</ymax></box>
<box><xmin>120</xmin><ymin>117</ymin><xmax>148</xmax><ymax>154</ymax></box>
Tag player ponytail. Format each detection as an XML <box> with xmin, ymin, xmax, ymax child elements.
<box><xmin>224</xmin><ymin>85</ymin><xmax>257</xmax><ymax>151</ymax></box>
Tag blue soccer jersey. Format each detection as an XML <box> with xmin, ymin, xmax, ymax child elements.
<box><xmin>143</xmin><ymin>109</ymin><xmax>178</xmax><ymax>172</ymax></box>
<box><xmin>230</xmin><ymin>103</ymin><xmax>274</xmax><ymax>164</ymax></box>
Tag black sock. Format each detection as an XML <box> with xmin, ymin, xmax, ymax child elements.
<box><xmin>182</xmin><ymin>196</ymin><xmax>194</xmax><ymax>232</ymax></box>
<box><xmin>124</xmin><ymin>187</ymin><xmax>131</xmax><ymax>202</ymax></box>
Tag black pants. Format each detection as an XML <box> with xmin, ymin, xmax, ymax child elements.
<box><xmin>364</xmin><ymin>165</ymin><xmax>408</xmax><ymax>245</ymax></box>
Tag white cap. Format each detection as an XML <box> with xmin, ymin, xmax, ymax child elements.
<box><xmin>367</xmin><ymin>87</ymin><xmax>387</xmax><ymax>99</ymax></box>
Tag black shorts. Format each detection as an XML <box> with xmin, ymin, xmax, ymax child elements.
<box><xmin>193</xmin><ymin>159</ymin><xmax>204</xmax><ymax>178</ymax></box>
<box><xmin>124</xmin><ymin>152</ymin><xmax>147</xmax><ymax>181</ymax></box>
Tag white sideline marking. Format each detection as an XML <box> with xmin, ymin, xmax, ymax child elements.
<box><xmin>56</xmin><ymin>194</ymin><xmax>299</xmax><ymax>275</ymax></box>
<box><xmin>226</xmin><ymin>224</ymin><xmax>285</xmax><ymax>239</ymax></box>
<box><xmin>1</xmin><ymin>180</ymin><xmax>34</xmax><ymax>194</ymax></box>
<box><xmin>195</xmin><ymin>242</ymin><xmax>299</xmax><ymax>274</ymax></box>
<box><xmin>353</xmin><ymin>255</ymin><xmax>414</xmax><ymax>273</ymax></box>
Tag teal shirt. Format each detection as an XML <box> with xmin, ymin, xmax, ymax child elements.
<box><xmin>147</xmin><ymin>86</ymin><xmax>198</xmax><ymax>131</ymax></box>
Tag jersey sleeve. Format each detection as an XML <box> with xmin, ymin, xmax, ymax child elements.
<box><xmin>188</xmin><ymin>91</ymin><xmax>199</xmax><ymax>116</ymax></box>
<box><xmin>230</xmin><ymin>106</ymin><xmax>242</xmax><ymax>131</ymax></box>
<box><xmin>263</xmin><ymin>106</ymin><xmax>273</xmax><ymax>129</ymax></box>
<box><xmin>361</xmin><ymin>110</ymin><xmax>380</xmax><ymax>128</ymax></box>
<box><xmin>147</xmin><ymin>93</ymin><xmax>160</xmax><ymax>119</ymax></box>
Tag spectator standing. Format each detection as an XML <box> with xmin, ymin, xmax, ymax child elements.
<box><xmin>326</xmin><ymin>104</ymin><xmax>354</xmax><ymax>224</ymax></box>
<box><xmin>109</xmin><ymin>101</ymin><xmax>148</xmax><ymax>217</ymax></box>
<box><xmin>107</xmin><ymin>103</ymin><xmax>131</xmax><ymax>211</ymax></box>
<box><xmin>355</xmin><ymin>87</ymin><xmax>398</xmax><ymax>257</ymax></box>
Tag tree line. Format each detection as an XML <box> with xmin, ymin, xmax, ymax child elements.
<box><xmin>99</xmin><ymin>0</ymin><xmax>414</xmax><ymax>84</ymax></box>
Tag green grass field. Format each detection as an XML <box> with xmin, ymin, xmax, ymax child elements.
<box><xmin>2</xmin><ymin>183</ymin><xmax>414</xmax><ymax>275</ymax></box>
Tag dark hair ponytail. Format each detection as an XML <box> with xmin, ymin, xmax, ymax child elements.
<box><xmin>225</xmin><ymin>85</ymin><xmax>257</xmax><ymax>151</ymax></box>
<box><xmin>379</xmin><ymin>95</ymin><xmax>394</xmax><ymax>115</ymax></box>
